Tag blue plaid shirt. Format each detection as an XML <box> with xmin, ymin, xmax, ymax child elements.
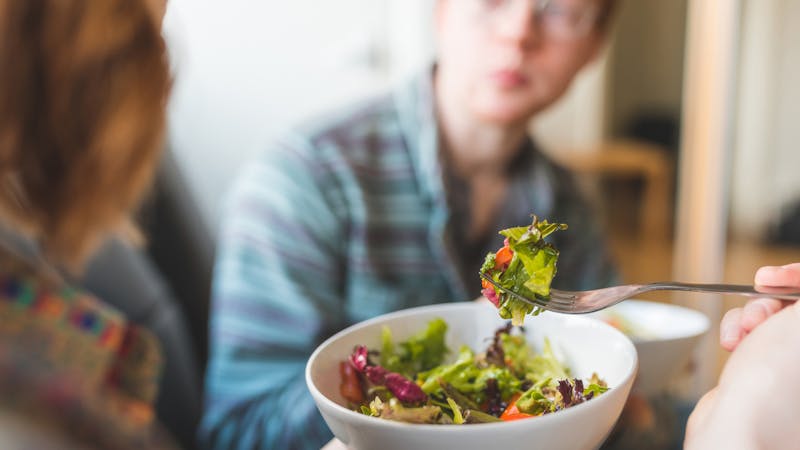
<box><xmin>200</xmin><ymin>70</ymin><xmax>618</xmax><ymax>449</ymax></box>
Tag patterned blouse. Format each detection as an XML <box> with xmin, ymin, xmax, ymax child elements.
<box><xmin>0</xmin><ymin>255</ymin><xmax>176</xmax><ymax>449</ymax></box>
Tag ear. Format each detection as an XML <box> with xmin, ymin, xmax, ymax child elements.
<box><xmin>583</xmin><ymin>33</ymin><xmax>607</xmax><ymax>66</ymax></box>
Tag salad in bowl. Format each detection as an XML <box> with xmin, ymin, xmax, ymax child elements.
<box><xmin>306</xmin><ymin>303</ymin><xmax>637</xmax><ymax>450</ymax></box>
<box><xmin>341</xmin><ymin>318</ymin><xmax>608</xmax><ymax>425</ymax></box>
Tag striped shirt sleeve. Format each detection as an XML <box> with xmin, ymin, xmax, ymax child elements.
<box><xmin>199</xmin><ymin>135</ymin><xmax>344</xmax><ymax>450</ymax></box>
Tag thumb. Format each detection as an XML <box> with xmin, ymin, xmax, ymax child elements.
<box><xmin>686</xmin><ymin>386</ymin><xmax>718</xmax><ymax>444</ymax></box>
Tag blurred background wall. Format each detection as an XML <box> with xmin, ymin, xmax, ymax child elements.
<box><xmin>163</xmin><ymin>0</ymin><xmax>434</xmax><ymax>236</ymax></box>
<box><xmin>608</xmin><ymin>0</ymin><xmax>687</xmax><ymax>151</ymax></box>
<box><xmin>161</xmin><ymin>0</ymin><xmax>800</xmax><ymax>394</ymax></box>
<box><xmin>732</xmin><ymin>0</ymin><xmax>800</xmax><ymax>241</ymax></box>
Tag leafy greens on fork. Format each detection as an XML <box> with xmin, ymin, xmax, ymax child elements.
<box><xmin>480</xmin><ymin>215</ymin><xmax>567</xmax><ymax>325</ymax></box>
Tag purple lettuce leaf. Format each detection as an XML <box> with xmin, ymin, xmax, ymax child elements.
<box><xmin>349</xmin><ymin>345</ymin><xmax>428</xmax><ymax>404</ymax></box>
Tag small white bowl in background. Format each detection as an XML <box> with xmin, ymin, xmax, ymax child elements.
<box><xmin>588</xmin><ymin>299</ymin><xmax>710</xmax><ymax>395</ymax></box>
<box><xmin>306</xmin><ymin>302</ymin><xmax>638</xmax><ymax>450</ymax></box>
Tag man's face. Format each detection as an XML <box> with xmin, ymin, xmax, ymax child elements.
<box><xmin>436</xmin><ymin>0</ymin><xmax>606</xmax><ymax>125</ymax></box>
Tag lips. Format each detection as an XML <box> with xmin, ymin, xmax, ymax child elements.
<box><xmin>490</xmin><ymin>69</ymin><xmax>529</xmax><ymax>89</ymax></box>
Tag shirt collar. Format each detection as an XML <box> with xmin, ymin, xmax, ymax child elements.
<box><xmin>392</xmin><ymin>68</ymin><xmax>561</xmax><ymax>301</ymax></box>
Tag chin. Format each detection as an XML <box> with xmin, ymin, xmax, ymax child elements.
<box><xmin>473</xmin><ymin>104</ymin><xmax>534</xmax><ymax>126</ymax></box>
<box><xmin>471</xmin><ymin>92</ymin><xmax>546</xmax><ymax>126</ymax></box>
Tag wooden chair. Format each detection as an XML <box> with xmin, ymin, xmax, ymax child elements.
<box><xmin>551</xmin><ymin>139</ymin><xmax>675</xmax><ymax>243</ymax></box>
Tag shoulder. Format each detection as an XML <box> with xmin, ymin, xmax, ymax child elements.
<box><xmin>286</xmin><ymin>91</ymin><xmax>407</xmax><ymax>169</ymax></box>
<box><xmin>298</xmin><ymin>90</ymin><xmax>399</xmax><ymax>143</ymax></box>
<box><xmin>261</xmin><ymin>77</ymin><xmax>422</xmax><ymax>169</ymax></box>
<box><xmin>231</xmin><ymin>88</ymin><xmax>407</xmax><ymax>193</ymax></box>
<box><xmin>224</xmin><ymin>74</ymin><xmax>429</xmax><ymax>222</ymax></box>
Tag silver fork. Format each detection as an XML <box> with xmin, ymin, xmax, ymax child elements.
<box><xmin>479</xmin><ymin>272</ymin><xmax>800</xmax><ymax>314</ymax></box>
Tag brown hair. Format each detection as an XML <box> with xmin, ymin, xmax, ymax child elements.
<box><xmin>597</xmin><ymin>0</ymin><xmax>619</xmax><ymax>30</ymax></box>
<box><xmin>0</xmin><ymin>0</ymin><xmax>170</xmax><ymax>270</ymax></box>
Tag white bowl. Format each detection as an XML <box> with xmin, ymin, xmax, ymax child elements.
<box><xmin>306</xmin><ymin>302</ymin><xmax>638</xmax><ymax>450</ymax></box>
<box><xmin>588</xmin><ymin>300</ymin><xmax>710</xmax><ymax>395</ymax></box>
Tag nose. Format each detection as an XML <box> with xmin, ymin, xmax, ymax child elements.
<box><xmin>493</xmin><ymin>0</ymin><xmax>540</xmax><ymax>49</ymax></box>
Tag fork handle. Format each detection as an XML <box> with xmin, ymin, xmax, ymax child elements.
<box><xmin>641</xmin><ymin>282</ymin><xmax>800</xmax><ymax>301</ymax></box>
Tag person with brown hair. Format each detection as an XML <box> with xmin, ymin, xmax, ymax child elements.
<box><xmin>0</xmin><ymin>0</ymin><xmax>169</xmax><ymax>268</ymax></box>
<box><xmin>0</xmin><ymin>0</ymin><xmax>174</xmax><ymax>447</ymax></box>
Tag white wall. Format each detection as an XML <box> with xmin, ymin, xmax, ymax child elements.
<box><xmin>163</xmin><ymin>0</ymin><xmax>434</xmax><ymax>234</ymax></box>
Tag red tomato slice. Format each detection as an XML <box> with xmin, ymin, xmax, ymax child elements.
<box><xmin>499</xmin><ymin>393</ymin><xmax>534</xmax><ymax>421</ymax></box>
<box><xmin>494</xmin><ymin>246</ymin><xmax>513</xmax><ymax>268</ymax></box>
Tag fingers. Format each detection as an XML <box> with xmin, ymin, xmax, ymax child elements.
<box><xmin>721</xmin><ymin>296</ymin><xmax>792</xmax><ymax>352</ymax></box>
<box><xmin>740</xmin><ymin>298</ymin><xmax>786</xmax><ymax>332</ymax></box>
<box><xmin>720</xmin><ymin>262</ymin><xmax>800</xmax><ymax>352</ymax></box>
<box><xmin>720</xmin><ymin>308</ymin><xmax>743</xmax><ymax>351</ymax></box>
<box><xmin>731</xmin><ymin>262</ymin><xmax>800</xmax><ymax>348</ymax></box>
<box><xmin>754</xmin><ymin>263</ymin><xmax>800</xmax><ymax>287</ymax></box>
<box><xmin>720</xmin><ymin>298</ymin><xmax>788</xmax><ymax>351</ymax></box>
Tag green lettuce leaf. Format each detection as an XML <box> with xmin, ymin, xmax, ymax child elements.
<box><xmin>483</xmin><ymin>215</ymin><xmax>567</xmax><ymax>326</ymax></box>
<box><xmin>381</xmin><ymin>318</ymin><xmax>449</xmax><ymax>377</ymax></box>
<box><xmin>515</xmin><ymin>378</ymin><xmax>557</xmax><ymax>415</ymax></box>
<box><xmin>522</xmin><ymin>337</ymin><xmax>570</xmax><ymax>385</ymax></box>
<box><xmin>417</xmin><ymin>346</ymin><xmax>521</xmax><ymax>405</ymax></box>
<box><xmin>367</xmin><ymin>397</ymin><xmax>448</xmax><ymax>424</ymax></box>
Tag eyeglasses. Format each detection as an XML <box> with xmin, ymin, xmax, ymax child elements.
<box><xmin>472</xmin><ymin>0</ymin><xmax>602</xmax><ymax>41</ymax></box>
